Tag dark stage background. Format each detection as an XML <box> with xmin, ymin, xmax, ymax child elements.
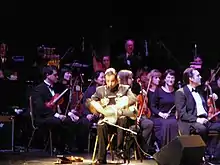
<box><xmin>1</xmin><ymin>1</ymin><xmax>220</xmax><ymax>81</ymax></box>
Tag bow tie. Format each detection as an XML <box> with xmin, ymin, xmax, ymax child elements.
<box><xmin>47</xmin><ymin>85</ymin><xmax>54</xmax><ymax>90</ymax></box>
<box><xmin>192</xmin><ymin>88</ymin><xmax>198</xmax><ymax>93</ymax></box>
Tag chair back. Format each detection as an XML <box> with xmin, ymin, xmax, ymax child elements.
<box><xmin>29</xmin><ymin>96</ymin><xmax>37</xmax><ymax>129</ymax></box>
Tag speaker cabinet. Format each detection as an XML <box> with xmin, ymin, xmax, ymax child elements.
<box><xmin>153</xmin><ymin>135</ymin><xmax>206</xmax><ymax>165</ymax></box>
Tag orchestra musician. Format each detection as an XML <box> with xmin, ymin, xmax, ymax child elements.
<box><xmin>175</xmin><ymin>68</ymin><xmax>220</xmax><ymax>143</ymax></box>
<box><xmin>92</xmin><ymin>49</ymin><xmax>111</xmax><ymax>72</ymax></box>
<box><xmin>0</xmin><ymin>43</ymin><xmax>8</xmax><ymax>70</ymax></box>
<box><xmin>116</xmin><ymin>39</ymin><xmax>143</xmax><ymax>77</ymax></box>
<box><xmin>86</xmin><ymin>68</ymin><xmax>137</xmax><ymax>164</ymax></box>
<box><xmin>54</xmin><ymin>68</ymin><xmax>91</xmax><ymax>152</ymax></box>
<box><xmin>32</xmin><ymin>65</ymin><xmax>75</xmax><ymax>154</ymax></box>
<box><xmin>102</xmin><ymin>55</ymin><xmax>111</xmax><ymax>71</ymax></box>
<box><xmin>150</xmin><ymin>69</ymin><xmax>178</xmax><ymax>148</ymax></box>
<box><xmin>117</xmin><ymin>69</ymin><xmax>154</xmax><ymax>155</ymax></box>
<box><xmin>146</xmin><ymin>69</ymin><xmax>162</xmax><ymax>106</ymax></box>
<box><xmin>83</xmin><ymin>70</ymin><xmax>105</xmax><ymax>123</ymax></box>
<box><xmin>207</xmin><ymin>74</ymin><xmax>220</xmax><ymax>121</ymax></box>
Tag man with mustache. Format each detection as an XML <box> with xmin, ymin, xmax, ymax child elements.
<box><xmin>86</xmin><ymin>68</ymin><xmax>137</xmax><ymax>164</ymax></box>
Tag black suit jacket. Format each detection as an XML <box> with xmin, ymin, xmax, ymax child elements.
<box><xmin>115</xmin><ymin>53</ymin><xmax>143</xmax><ymax>75</ymax></box>
<box><xmin>32</xmin><ymin>82</ymin><xmax>56</xmax><ymax>122</ymax></box>
<box><xmin>175</xmin><ymin>85</ymin><xmax>208</xmax><ymax>123</ymax></box>
<box><xmin>0</xmin><ymin>57</ymin><xmax>13</xmax><ymax>71</ymax></box>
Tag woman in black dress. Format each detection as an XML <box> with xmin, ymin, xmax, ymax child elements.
<box><xmin>150</xmin><ymin>69</ymin><xmax>178</xmax><ymax>148</ymax></box>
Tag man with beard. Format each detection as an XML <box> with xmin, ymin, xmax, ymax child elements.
<box><xmin>86</xmin><ymin>68</ymin><xmax>137</xmax><ymax>164</ymax></box>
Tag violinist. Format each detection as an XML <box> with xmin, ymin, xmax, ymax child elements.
<box><xmin>55</xmin><ymin>68</ymin><xmax>91</xmax><ymax>152</ymax></box>
<box><xmin>175</xmin><ymin>68</ymin><xmax>220</xmax><ymax>143</ymax></box>
<box><xmin>32</xmin><ymin>65</ymin><xmax>75</xmax><ymax>154</ymax></box>
<box><xmin>146</xmin><ymin>69</ymin><xmax>162</xmax><ymax>106</ymax></box>
<box><xmin>82</xmin><ymin>70</ymin><xmax>105</xmax><ymax>123</ymax></box>
<box><xmin>131</xmin><ymin>69</ymin><xmax>154</xmax><ymax>154</ymax></box>
<box><xmin>150</xmin><ymin>69</ymin><xmax>178</xmax><ymax>148</ymax></box>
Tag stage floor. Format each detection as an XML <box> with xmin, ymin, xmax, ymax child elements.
<box><xmin>0</xmin><ymin>150</ymin><xmax>158</xmax><ymax>165</ymax></box>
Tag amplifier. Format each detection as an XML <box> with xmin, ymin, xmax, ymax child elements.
<box><xmin>0</xmin><ymin>116</ymin><xmax>14</xmax><ymax>151</ymax></box>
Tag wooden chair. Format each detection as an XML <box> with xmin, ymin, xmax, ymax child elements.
<box><xmin>92</xmin><ymin>133</ymin><xmax>115</xmax><ymax>162</ymax></box>
<box><xmin>88</xmin><ymin>123</ymin><xmax>98</xmax><ymax>153</ymax></box>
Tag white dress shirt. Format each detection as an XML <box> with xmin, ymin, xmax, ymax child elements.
<box><xmin>187</xmin><ymin>85</ymin><xmax>207</xmax><ymax>117</ymax></box>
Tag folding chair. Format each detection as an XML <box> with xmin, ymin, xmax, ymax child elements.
<box><xmin>27</xmin><ymin>96</ymin><xmax>53</xmax><ymax>156</ymax></box>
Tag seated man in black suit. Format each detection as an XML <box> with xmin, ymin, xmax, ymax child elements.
<box><xmin>32</xmin><ymin>65</ymin><xmax>76</xmax><ymax>153</ymax></box>
<box><xmin>175</xmin><ymin>68</ymin><xmax>220</xmax><ymax>142</ymax></box>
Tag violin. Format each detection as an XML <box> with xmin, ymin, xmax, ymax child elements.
<box><xmin>137</xmin><ymin>77</ymin><xmax>152</xmax><ymax>119</ymax></box>
<box><xmin>71</xmin><ymin>84</ymin><xmax>83</xmax><ymax>116</ymax></box>
<box><xmin>206</xmin><ymin>82</ymin><xmax>220</xmax><ymax>121</ymax></box>
<box><xmin>68</xmin><ymin>77</ymin><xmax>84</xmax><ymax>116</ymax></box>
<box><xmin>45</xmin><ymin>88</ymin><xmax>69</xmax><ymax>110</ymax></box>
<box><xmin>137</xmin><ymin>93</ymin><xmax>151</xmax><ymax>118</ymax></box>
<box><xmin>205</xmin><ymin>63</ymin><xmax>220</xmax><ymax>121</ymax></box>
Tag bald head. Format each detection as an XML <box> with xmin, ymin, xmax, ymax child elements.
<box><xmin>125</xmin><ymin>40</ymin><xmax>134</xmax><ymax>54</ymax></box>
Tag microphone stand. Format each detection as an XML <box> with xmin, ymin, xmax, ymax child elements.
<box><xmin>60</xmin><ymin>47</ymin><xmax>74</xmax><ymax>61</ymax></box>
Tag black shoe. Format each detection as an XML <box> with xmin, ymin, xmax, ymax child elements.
<box><xmin>144</xmin><ymin>154</ymin><xmax>154</xmax><ymax>160</ymax></box>
<box><xmin>93</xmin><ymin>160</ymin><xmax>107</xmax><ymax>164</ymax></box>
<box><xmin>116</xmin><ymin>149</ymin><xmax>125</xmax><ymax>159</ymax></box>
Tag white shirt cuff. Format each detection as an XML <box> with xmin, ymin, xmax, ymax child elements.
<box><xmin>54</xmin><ymin>113</ymin><xmax>60</xmax><ymax>118</ymax></box>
